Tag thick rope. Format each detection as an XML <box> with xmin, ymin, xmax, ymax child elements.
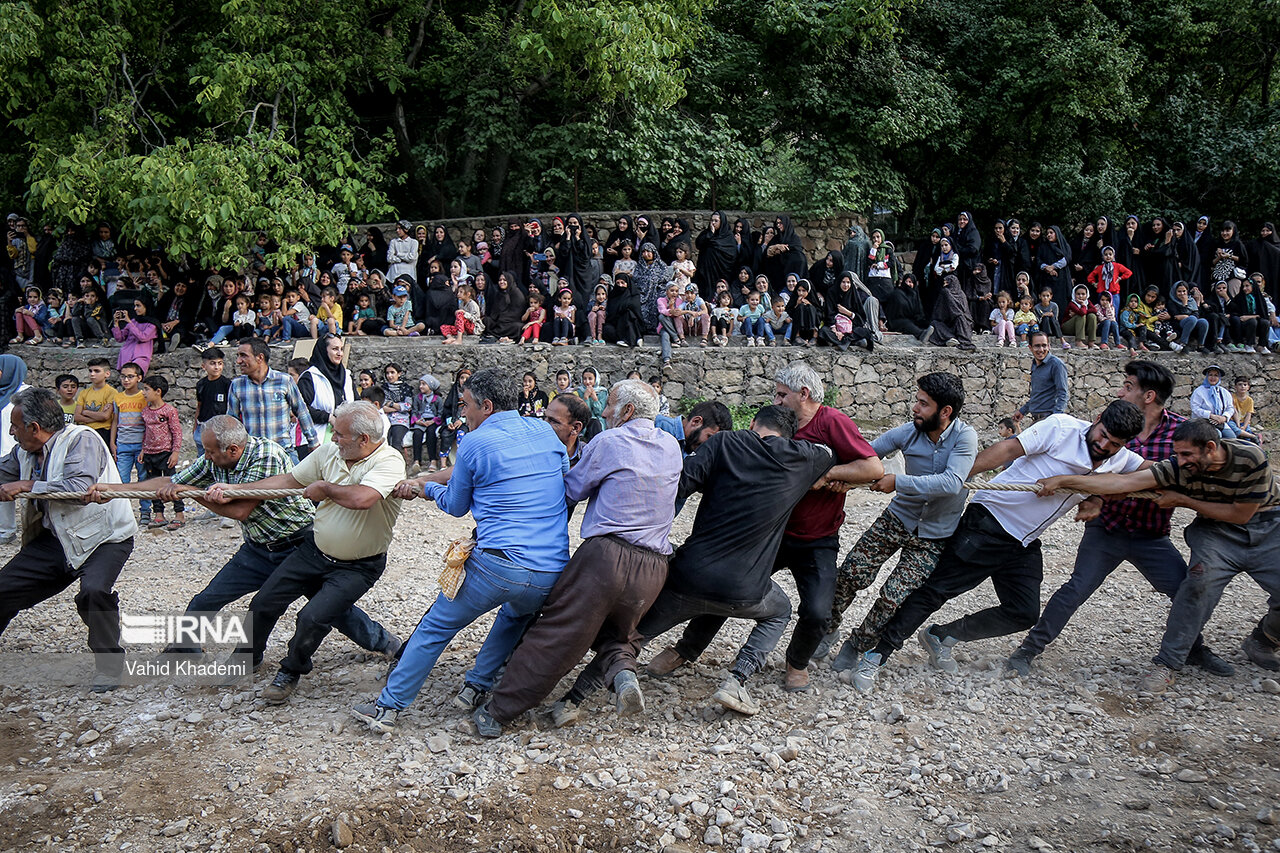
<box><xmin>10</xmin><ymin>481</ymin><xmax>1163</xmax><ymax>501</ymax></box>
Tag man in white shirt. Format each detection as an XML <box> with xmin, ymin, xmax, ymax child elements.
<box><xmin>853</xmin><ymin>400</ymin><xmax>1146</xmax><ymax>692</ymax></box>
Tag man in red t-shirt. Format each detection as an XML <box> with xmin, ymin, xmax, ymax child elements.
<box><xmin>773</xmin><ymin>363</ymin><xmax>883</xmax><ymax>690</ymax></box>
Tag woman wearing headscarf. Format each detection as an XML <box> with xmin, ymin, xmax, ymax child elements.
<box><xmin>0</xmin><ymin>354</ymin><xmax>29</xmax><ymax>542</ymax></box>
<box><xmin>694</xmin><ymin>210</ymin><xmax>740</xmax><ymax>300</ymax></box>
<box><xmin>1070</xmin><ymin>222</ymin><xmax>1097</xmax><ymax>286</ymax></box>
<box><xmin>633</xmin><ymin>215</ymin><xmax>659</xmax><ymax>254</ymax></box>
<box><xmin>763</xmin><ymin>214</ymin><xmax>806</xmax><ymax>292</ymax></box>
<box><xmin>603</xmin><ymin>215</ymin><xmax>637</xmax><ymax>274</ymax></box>
<box><xmin>732</xmin><ymin>218</ymin><xmax>756</xmax><ymax>271</ymax></box>
<box><xmin>632</xmin><ymin>243</ymin><xmax>670</xmax><ymax>332</ymax></box>
<box><xmin>843</xmin><ymin>224</ymin><xmax>872</xmax><ymax>282</ymax></box>
<box><xmin>820</xmin><ymin>271</ymin><xmax>874</xmax><ymax>351</ymax></box>
<box><xmin>424</xmin><ymin>225</ymin><xmax>458</xmax><ymax>272</ymax></box>
<box><xmin>927</xmin><ymin>274</ymin><xmax>976</xmax><ymax>350</ymax></box>
<box><xmin>484</xmin><ymin>272</ymin><xmax>527</xmax><ymax>343</ymax></box>
<box><xmin>603</xmin><ymin>272</ymin><xmax>644</xmax><ymax>347</ymax></box>
<box><xmin>1170</xmin><ymin>221</ymin><xmax>1199</xmax><ymax>284</ymax></box>
<box><xmin>659</xmin><ymin>217</ymin><xmax>692</xmax><ymax>264</ymax></box>
<box><xmin>296</xmin><ymin>334</ymin><xmax>353</xmax><ymax>446</ymax></box>
<box><xmin>1035</xmin><ymin>225</ymin><xmax>1072</xmax><ymax>306</ymax></box>
<box><xmin>1247</xmin><ymin>223</ymin><xmax>1280</xmax><ymax>292</ymax></box>
<box><xmin>112</xmin><ymin>294</ymin><xmax>159</xmax><ymax>373</ymax></box>
<box><xmin>865</xmin><ymin>230</ymin><xmax>899</xmax><ymax>301</ymax></box>
<box><xmin>884</xmin><ymin>272</ymin><xmax>931</xmax><ymax>341</ymax></box>
<box><xmin>1115</xmin><ymin>215</ymin><xmax>1145</xmax><ymax>291</ymax></box>
<box><xmin>914</xmin><ymin>227</ymin><xmax>943</xmax><ymax>316</ymax></box>
<box><xmin>807</xmin><ymin>250</ymin><xmax>844</xmax><ymax>297</ymax></box>
<box><xmin>1141</xmin><ymin>217</ymin><xmax>1179</xmax><ymax>294</ymax></box>
<box><xmin>50</xmin><ymin>225</ymin><xmax>92</xmax><ymax>297</ymax></box>
<box><xmin>156</xmin><ymin>278</ymin><xmax>207</xmax><ymax>351</ymax></box>
<box><xmin>953</xmin><ymin>211</ymin><xmax>982</xmax><ymax>288</ymax></box>
<box><xmin>361</xmin><ymin>227</ymin><xmax>388</xmax><ymax>273</ymax></box>
<box><xmin>1206</xmin><ymin>220</ymin><xmax>1249</xmax><ymax>286</ymax></box>
<box><xmin>562</xmin><ymin>214</ymin><xmax>592</xmax><ymax>297</ymax></box>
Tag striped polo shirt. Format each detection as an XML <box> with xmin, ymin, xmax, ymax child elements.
<box><xmin>1149</xmin><ymin>440</ymin><xmax>1280</xmax><ymax>508</ymax></box>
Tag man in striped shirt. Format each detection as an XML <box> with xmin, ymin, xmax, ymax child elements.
<box><xmin>1038</xmin><ymin>417</ymin><xmax>1280</xmax><ymax>692</ymax></box>
<box><xmin>228</xmin><ymin>338</ymin><xmax>318</xmax><ymax>463</ymax></box>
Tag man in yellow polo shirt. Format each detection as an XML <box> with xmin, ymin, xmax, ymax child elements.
<box><xmin>208</xmin><ymin>400</ymin><xmax>405</xmax><ymax>703</ymax></box>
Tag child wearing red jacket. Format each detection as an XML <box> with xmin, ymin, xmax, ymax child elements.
<box><xmin>1086</xmin><ymin>245</ymin><xmax>1132</xmax><ymax>317</ymax></box>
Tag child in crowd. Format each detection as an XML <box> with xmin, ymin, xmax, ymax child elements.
<box><xmin>360</xmin><ymin>385</ymin><xmax>393</xmax><ymax>438</ymax></box>
<box><xmin>997</xmin><ymin>417</ymin><xmax>1018</xmax><ymax>440</ymax></box>
<box><xmin>386</xmin><ymin>283</ymin><xmax>426</xmax><ymax>337</ymax></box>
<box><xmin>738</xmin><ymin>290</ymin><xmax>768</xmax><ymax>346</ymax></box>
<box><xmin>1012</xmin><ymin>294</ymin><xmax>1038</xmax><ymax>346</ymax></box>
<box><xmin>1232</xmin><ymin>376</ymin><xmax>1262</xmax><ymax>443</ymax></box>
<box><xmin>1095</xmin><ymin>287</ymin><xmax>1120</xmax><ymax>351</ymax></box>
<box><xmin>1032</xmin><ymin>289</ymin><xmax>1066</xmax><ymax>348</ymax></box>
<box><xmin>439</xmin><ymin>367</ymin><xmax>472</xmax><ymax>468</ymax></box>
<box><xmin>348</xmin><ymin>292</ymin><xmax>376</xmax><ymax>335</ymax></box>
<box><xmin>1120</xmin><ymin>293</ymin><xmax>1153</xmax><ymax>353</ymax></box>
<box><xmin>312</xmin><ymin>287</ymin><xmax>343</xmax><ymax>337</ymax></box>
<box><xmin>256</xmin><ymin>293</ymin><xmax>280</xmax><ymax>340</ymax></box>
<box><xmin>110</xmin><ymin>362</ymin><xmax>150</xmax><ymax>523</ymax></box>
<box><xmin>551</xmin><ymin>288</ymin><xmax>576</xmax><ymax>346</ymax></box>
<box><xmin>286</xmin><ymin>358</ymin><xmax>309</xmax><ymax>382</ymax></box>
<box><xmin>1087</xmin><ymin>245</ymin><xmax>1132</xmax><ymax>317</ymax></box>
<box><xmin>679</xmin><ymin>283</ymin><xmax>710</xmax><ymax>346</ymax></box>
<box><xmin>56</xmin><ymin>374</ymin><xmax>79</xmax><ymax>426</ymax></box>
<box><xmin>535</xmin><ymin>248</ymin><xmax>560</xmax><ymax>295</ymax></box>
<box><xmin>357</xmin><ymin>368</ymin><xmax>376</xmax><ymax>393</ymax></box>
<box><xmin>12</xmin><ymin>286</ymin><xmax>48</xmax><ymax>344</ymax></box>
<box><xmin>587</xmin><ymin>284</ymin><xmax>608</xmax><ymax>345</ymax></box>
<box><xmin>410</xmin><ymin>374</ymin><xmax>442</xmax><ymax>474</ymax></box>
<box><xmin>331</xmin><ymin>244</ymin><xmax>358</xmax><ymax>293</ymax></box>
<box><xmin>193</xmin><ymin>347</ymin><xmax>230</xmax><ymax>455</ymax></box>
<box><xmin>441</xmin><ymin>284</ymin><xmax>481</xmax><ymax>343</ymax></box>
<box><xmin>229</xmin><ymin>294</ymin><xmax>257</xmax><ymax>340</ymax></box>
<box><xmin>790</xmin><ymin>281</ymin><xmax>820</xmax><ymax>346</ymax></box>
<box><xmin>670</xmin><ymin>245</ymin><xmax>695</xmax><ymax>290</ymax></box>
<box><xmin>554</xmin><ymin>369</ymin><xmax>573</xmax><ymax>396</ymax></box>
<box><xmin>1063</xmin><ymin>285</ymin><xmax>1100</xmax><ymax>348</ymax></box>
<box><xmin>140</xmin><ymin>374</ymin><xmax>184</xmax><ymax>530</ymax></box>
<box><xmin>989</xmin><ymin>290</ymin><xmax>1016</xmax><ymax>346</ymax></box>
<box><xmin>613</xmin><ymin>242</ymin><xmax>637</xmax><ymax>278</ymax></box>
<box><xmin>710</xmin><ymin>291</ymin><xmax>737</xmax><ymax>347</ymax></box>
<box><xmin>518</xmin><ymin>372</ymin><xmax>548</xmax><ymax>418</ymax></box>
<box><xmin>75</xmin><ymin>358</ymin><xmax>116</xmax><ymax>445</ymax></box>
<box><xmin>658</xmin><ymin>282</ymin><xmax>685</xmax><ymax>362</ymax></box>
<box><xmin>280</xmin><ymin>288</ymin><xmax>311</xmax><ymax>341</ymax></box>
<box><xmin>45</xmin><ymin>289</ymin><xmax>70</xmax><ymax>345</ymax></box>
<box><xmin>520</xmin><ymin>292</ymin><xmax>547</xmax><ymax>345</ymax></box>
<box><xmin>576</xmin><ymin>367</ymin><xmax>606</xmax><ymax>430</ymax></box>
<box><xmin>381</xmin><ymin>362</ymin><xmax>414</xmax><ymax>467</ymax></box>
<box><xmin>1151</xmin><ymin>295</ymin><xmax>1177</xmax><ymax>343</ymax></box>
<box><xmin>649</xmin><ymin>376</ymin><xmax>671</xmax><ymax>417</ymax></box>
<box><xmin>70</xmin><ymin>287</ymin><xmax>109</xmax><ymax>347</ymax></box>
<box><xmin>764</xmin><ymin>296</ymin><xmax>791</xmax><ymax>346</ymax></box>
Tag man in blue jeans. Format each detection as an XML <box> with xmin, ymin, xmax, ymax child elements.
<box><xmin>1006</xmin><ymin>361</ymin><xmax>1231</xmax><ymax>678</ymax></box>
<box><xmin>90</xmin><ymin>414</ymin><xmax>399</xmax><ymax>666</ymax></box>
<box><xmin>352</xmin><ymin>368</ymin><xmax>570</xmax><ymax>733</ymax></box>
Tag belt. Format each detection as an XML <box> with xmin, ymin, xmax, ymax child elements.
<box><xmin>481</xmin><ymin>548</ymin><xmax>511</xmax><ymax>561</ymax></box>
<box><xmin>260</xmin><ymin>530</ymin><xmax>309</xmax><ymax>553</ymax></box>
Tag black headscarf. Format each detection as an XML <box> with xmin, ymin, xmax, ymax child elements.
<box><xmin>954</xmin><ymin>212</ymin><xmax>981</xmax><ymax>270</ymax></box>
<box><xmin>308</xmin><ymin>333</ymin><xmax>349</xmax><ymax>401</ymax></box>
<box><xmin>604</xmin><ymin>216</ymin><xmax>637</xmax><ymax>273</ymax></box>
<box><xmin>693</xmin><ymin>210</ymin><xmax>740</xmax><ymax>298</ymax></box>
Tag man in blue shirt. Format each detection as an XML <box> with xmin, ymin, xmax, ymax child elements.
<box><xmin>352</xmin><ymin>368</ymin><xmax>570</xmax><ymax>733</ymax></box>
<box><xmin>821</xmin><ymin>373</ymin><xmax>978</xmax><ymax>681</ymax></box>
<box><xmin>654</xmin><ymin>400</ymin><xmax>732</xmax><ymax>455</ymax></box>
<box><xmin>1013</xmin><ymin>331</ymin><xmax>1069</xmax><ymax>424</ymax></box>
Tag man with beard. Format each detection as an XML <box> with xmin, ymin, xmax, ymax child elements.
<box><xmin>821</xmin><ymin>374</ymin><xmax>978</xmax><ymax>678</ymax></box>
<box><xmin>1037</xmin><ymin>417</ymin><xmax>1280</xmax><ymax>693</ymax></box>
<box><xmin>851</xmin><ymin>400</ymin><xmax>1145</xmax><ymax>693</ymax></box>
<box><xmin>655</xmin><ymin>400</ymin><xmax>733</xmax><ymax>456</ymax></box>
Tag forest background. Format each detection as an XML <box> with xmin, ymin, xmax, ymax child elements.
<box><xmin>1</xmin><ymin>0</ymin><xmax>1277</xmax><ymax>265</ymax></box>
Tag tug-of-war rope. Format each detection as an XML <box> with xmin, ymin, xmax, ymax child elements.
<box><xmin>9</xmin><ymin>481</ymin><xmax>1163</xmax><ymax>502</ymax></box>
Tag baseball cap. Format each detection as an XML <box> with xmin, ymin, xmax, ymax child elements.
<box><xmin>392</xmin><ymin>284</ymin><xmax>409</xmax><ymax>296</ymax></box>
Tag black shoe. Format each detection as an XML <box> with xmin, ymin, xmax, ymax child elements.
<box><xmin>473</xmin><ymin>703</ymin><xmax>502</xmax><ymax>738</ymax></box>
<box><xmin>1005</xmin><ymin>647</ymin><xmax>1036</xmax><ymax>678</ymax></box>
<box><xmin>1187</xmin><ymin>644</ymin><xmax>1234</xmax><ymax>677</ymax></box>
<box><xmin>261</xmin><ymin>669</ymin><xmax>300</xmax><ymax>704</ymax></box>
<box><xmin>831</xmin><ymin>638</ymin><xmax>864</xmax><ymax>673</ymax></box>
<box><xmin>1243</xmin><ymin>630</ymin><xmax>1280</xmax><ymax>672</ymax></box>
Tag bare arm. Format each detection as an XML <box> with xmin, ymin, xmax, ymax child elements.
<box><xmin>824</xmin><ymin>457</ymin><xmax>885</xmax><ymax>485</ymax></box>
<box><xmin>1158</xmin><ymin>494</ymin><xmax>1260</xmax><ymax>525</ymax></box>
<box><xmin>970</xmin><ymin>437</ymin><xmax>1025</xmax><ymax>477</ymax></box>
<box><xmin>1036</xmin><ymin>469</ymin><xmax>1159</xmax><ymax>496</ymax></box>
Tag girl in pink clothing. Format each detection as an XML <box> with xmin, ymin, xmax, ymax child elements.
<box><xmin>989</xmin><ymin>290</ymin><xmax>1016</xmax><ymax>346</ymax></box>
<box><xmin>112</xmin><ymin>298</ymin><xmax>159</xmax><ymax>374</ymax></box>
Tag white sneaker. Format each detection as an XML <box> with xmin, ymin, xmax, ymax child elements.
<box><xmin>851</xmin><ymin>650</ymin><xmax>884</xmax><ymax>694</ymax></box>
<box><xmin>711</xmin><ymin>674</ymin><xmax>759</xmax><ymax>715</ymax></box>
<box><xmin>746</xmin><ymin>337</ymin><xmax>755</xmax><ymax>347</ymax></box>
<box><xmin>756</xmin><ymin>337</ymin><xmax>765</xmax><ymax>347</ymax></box>
<box><xmin>917</xmin><ymin>625</ymin><xmax>960</xmax><ymax>674</ymax></box>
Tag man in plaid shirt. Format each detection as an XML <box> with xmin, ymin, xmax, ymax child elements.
<box><xmin>228</xmin><ymin>338</ymin><xmax>318</xmax><ymax>463</ymax></box>
<box><xmin>1006</xmin><ymin>361</ymin><xmax>1232</xmax><ymax>678</ymax></box>
<box><xmin>91</xmin><ymin>414</ymin><xmax>397</xmax><ymax>663</ymax></box>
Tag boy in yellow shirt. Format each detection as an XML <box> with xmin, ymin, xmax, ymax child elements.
<box><xmin>74</xmin><ymin>358</ymin><xmax>116</xmax><ymax>446</ymax></box>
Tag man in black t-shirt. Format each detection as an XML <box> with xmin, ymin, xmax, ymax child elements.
<box><xmin>555</xmin><ymin>405</ymin><xmax>844</xmax><ymax>718</ymax></box>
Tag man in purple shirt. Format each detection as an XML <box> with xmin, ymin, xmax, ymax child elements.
<box><xmin>474</xmin><ymin>379</ymin><xmax>682</xmax><ymax>736</ymax></box>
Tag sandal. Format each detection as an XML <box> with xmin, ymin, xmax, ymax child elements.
<box><xmin>148</xmin><ymin>517</ymin><xmax>168</xmax><ymax>529</ymax></box>
<box><xmin>29</xmin><ymin>336</ymin><xmax>43</xmax><ymax>345</ymax></box>
<box><xmin>165</xmin><ymin>520</ymin><xmax>185</xmax><ymax>531</ymax></box>
<box><xmin>6</xmin><ymin>337</ymin><xmax>18</xmax><ymax>344</ymax></box>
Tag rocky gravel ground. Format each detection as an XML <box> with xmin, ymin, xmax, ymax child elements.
<box><xmin>1</xmin><ymin>488</ymin><xmax>1278</xmax><ymax>853</ymax></box>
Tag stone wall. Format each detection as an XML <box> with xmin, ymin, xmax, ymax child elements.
<box><xmin>362</xmin><ymin>211</ymin><xmax>858</xmax><ymax>267</ymax></box>
<box><xmin>17</xmin><ymin>342</ymin><xmax>1278</xmax><ymax>439</ymax></box>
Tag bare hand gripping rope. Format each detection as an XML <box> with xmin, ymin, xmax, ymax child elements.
<box><xmin>7</xmin><ymin>481</ymin><xmax>1163</xmax><ymax>502</ymax></box>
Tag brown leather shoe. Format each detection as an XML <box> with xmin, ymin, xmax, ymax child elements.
<box><xmin>645</xmin><ymin>647</ymin><xmax>687</xmax><ymax>678</ymax></box>
<box><xmin>784</xmin><ymin>664</ymin><xmax>810</xmax><ymax>693</ymax></box>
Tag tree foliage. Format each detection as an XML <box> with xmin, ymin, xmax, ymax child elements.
<box><xmin>1</xmin><ymin>0</ymin><xmax>1278</xmax><ymax>264</ymax></box>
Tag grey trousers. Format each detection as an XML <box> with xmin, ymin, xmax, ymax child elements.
<box><xmin>1155</xmin><ymin>510</ymin><xmax>1280</xmax><ymax>670</ymax></box>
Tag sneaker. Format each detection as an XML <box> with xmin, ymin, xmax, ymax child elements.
<box><xmin>380</xmin><ymin>633</ymin><xmax>403</xmax><ymax>660</ymax></box>
<box><xmin>917</xmin><ymin>625</ymin><xmax>959</xmax><ymax>674</ymax></box>
<box><xmin>1005</xmin><ymin>648</ymin><xmax>1036</xmax><ymax>678</ymax></box>
<box><xmin>1139</xmin><ymin>664</ymin><xmax>1175</xmax><ymax>694</ymax></box>
<box><xmin>634</xmin><ymin>339</ymin><xmax>645</xmax><ymax>348</ymax></box>
<box><xmin>261</xmin><ymin>669</ymin><xmax>300</xmax><ymax>704</ymax></box>
<box><xmin>711</xmin><ymin>674</ymin><xmax>759</xmax><ymax>715</ymax></box>
<box><xmin>1060</xmin><ymin>341</ymin><xmax>1070</xmax><ymax>349</ymax></box>
<box><xmin>945</xmin><ymin>338</ymin><xmax>959</xmax><ymax>348</ymax></box>
<box><xmin>473</xmin><ymin>702</ymin><xmax>502</xmax><ymax>738</ymax></box>
<box><xmin>616</xmin><ymin>340</ymin><xmax>629</xmax><ymax>348</ymax></box>
<box><xmin>613</xmin><ymin>670</ymin><xmax>644</xmax><ymax>716</ymax></box>
<box><xmin>352</xmin><ymin>699</ymin><xmax>398</xmax><ymax>733</ymax></box>
<box><xmin>1186</xmin><ymin>644</ymin><xmax>1234</xmax><ymax>677</ymax></box>
<box><xmin>1169</xmin><ymin>341</ymin><xmax>1184</xmax><ymax>353</ymax></box>
<box><xmin>550</xmin><ymin>698</ymin><xmax>581</xmax><ymax>728</ymax></box>
<box><xmin>139</xmin><ymin>512</ymin><xmax>152</xmax><ymax>526</ymax></box>
<box><xmin>756</xmin><ymin>337</ymin><xmax>766</xmax><ymax>347</ymax></box>
<box><xmin>831</xmin><ymin>638</ymin><xmax>864</xmax><ymax>673</ymax></box>
<box><xmin>851</xmin><ymin>650</ymin><xmax>884</xmax><ymax>695</ymax></box>
<box><xmin>645</xmin><ymin>647</ymin><xmax>687</xmax><ymax>678</ymax></box>
<box><xmin>1243</xmin><ymin>629</ymin><xmax>1280</xmax><ymax>671</ymax></box>
<box><xmin>1258</xmin><ymin>346</ymin><xmax>1272</xmax><ymax>355</ymax></box>
<box><xmin>812</xmin><ymin>628</ymin><xmax>840</xmax><ymax>661</ymax></box>
<box><xmin>745</xmin><ymin>337</ymin><xmax>755</xmax><ymax>347</ymax></box>
<box><xmin>452</xmin><ymin>682</ymin><xmax>487</xmax><ymax>710</ymax></box>
<box><xmin>90</xmin><ymin>671</ymin><xmax>120</xmax><ymax>693</ymax></box>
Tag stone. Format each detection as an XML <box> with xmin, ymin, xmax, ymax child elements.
<box><xmin>332</xmin><ymin>819</ymin><xmax>354</xmax><ymax>848</ymax></box>
<box><xmin>1260</xmin><ymin>679</ymin><xmax>1280</xmax><ymax>695</ymax></box>
<box><xmin>553</xmin><ymin>776</ymin><xmax>572</xmax><ymax>790</ymax></box>
<box><xmin>1208</xmin><ymin>796</ymin><xmax>1228</xmax><ymax>811</ymax></box>
<box><xmin>741</xmin><ymin>831</ymin><xmax>772</xmax><ymax>850</ymax></box>
<box><xmin>1176</xmin><ymin>769</ymin><xmax>1209</xmax><ymax>783</ymax></box>
<box><xmin>703</xmin><ymin>825</ymin><xmax>724</xmax><ymax>846</ymax></box>
<box><xmin>184</xmin><ymin>712</ymin><xmax>204</xmax><ymax>724</ymax></box>
<box><xmin>427</xmin><ymin>735</ymin><xmax>450</xmax><ymax>754</ymax></box>
<box><xmin>1258</xmin><ymin>807</ymin><xmax>1277</xmax><ymax>825</ymax></box>
<box><xmin>75</xmin><ymin>729</ymin><xmax>100</xmax><ymax>746</ymax></box>
<box><xmin>162</xmin><ymin>818</ymin><xmax>189</xmax><ymax>837</ymax></box>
